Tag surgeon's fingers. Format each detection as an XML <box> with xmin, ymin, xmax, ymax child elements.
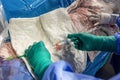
<box><xmin>70</xmin><ymin>38</ymin><xmax>78</xmax><ymax>42</ymax></box>
<box><xmin>67</xmin><ymin>34</ymin><xmax>77</xmax><ymax>38</ymax></box>
<box><xmin>74</xmin><ymin>40</ymin><xmax>79</xmax><ymax>44</ymax></box>
<box><xmin>74</xmin><ymin>39</ymin><xmax>82</xmax><ymax>48</ymax></box>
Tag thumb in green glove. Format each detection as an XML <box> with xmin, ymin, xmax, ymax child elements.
<box><xmin>68</xmin><ymin>32</ymin><xmax>117</xmax><ymax>52</ymax></box>
<box><xmin>25</xmin><ymin>41</ymin><xmax>52</xmax><ymax>80</ymax></box>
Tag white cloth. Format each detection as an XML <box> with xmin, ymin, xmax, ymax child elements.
<box><xmin>9</xmin><ymin>8</ymin><xmax>87</xmax><ymax>78</ymax></box>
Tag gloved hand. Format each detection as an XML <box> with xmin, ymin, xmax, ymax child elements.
<box><xmin>25</xmin><ymin>41</ymin><xmax>52</xmax><ymax>80</ymax></box>
<box><xmin>68</xmin><ymin>33</ymin><xmax>117</xmax><ymax>52</ymax></box>
<box><xmin>89</xmin><ymin>12</ymin><xmax>119</xmax><ymax>26</ymax></box>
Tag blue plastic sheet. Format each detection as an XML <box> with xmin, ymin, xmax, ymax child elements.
<box><xmin>109</xmin><ymin>73</ymin><xmax>120</xmax><ymax>80</ymax></box>
<box><xmin>42</xmin><ymin>60</ymin><xmax>100</xmax><ymax>80</ymax></box>
<box><xmin>1</xmin><ymin>0</ymin><xmax>74</xmax><ymax>20</ymax></box>
<box><xmin>43</xmin><ymin>60</ymin><xmax>120</xmax><ymax>80</ymax></box>
<box><xmin>83</xmin><ymin>51</ymin><xmax>111</xmax><ymax>76</ymax></box>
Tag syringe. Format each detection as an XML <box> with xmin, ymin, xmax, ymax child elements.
<box><xmin>54</xmin><ymin>39</ymin><xmax>71</xmax><ymax>50</ymax></box>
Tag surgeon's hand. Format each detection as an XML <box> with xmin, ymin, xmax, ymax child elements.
<box><xmin>25</xmin><ymin>41</ymin><xmax>52</xmax><ymax>80</ymax></box>
<box><xmin>89</xmin><ymin>13</ymin><xmax>119</xmax><ymax>26</ymax></box>
<box><xmin>68</xmin><ymin>33</ymin><xmax>117</xmax><ymax>52</ymax></box>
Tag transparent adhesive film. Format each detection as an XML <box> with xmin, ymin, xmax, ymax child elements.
<box><xmin>0</xmin><ymin>1</ymin><xmax>8</xmax><ymax>47</ymax></box>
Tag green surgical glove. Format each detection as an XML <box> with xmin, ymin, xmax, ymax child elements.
<box><xmin>68</xmin><ymin>33</ymin><xmax>117</xmax><ymax>52</ymax></box>
<box><xmin>25</xmin><ymin>41</ymin><xmax>52</xmax><ymax>80</ymax></box>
